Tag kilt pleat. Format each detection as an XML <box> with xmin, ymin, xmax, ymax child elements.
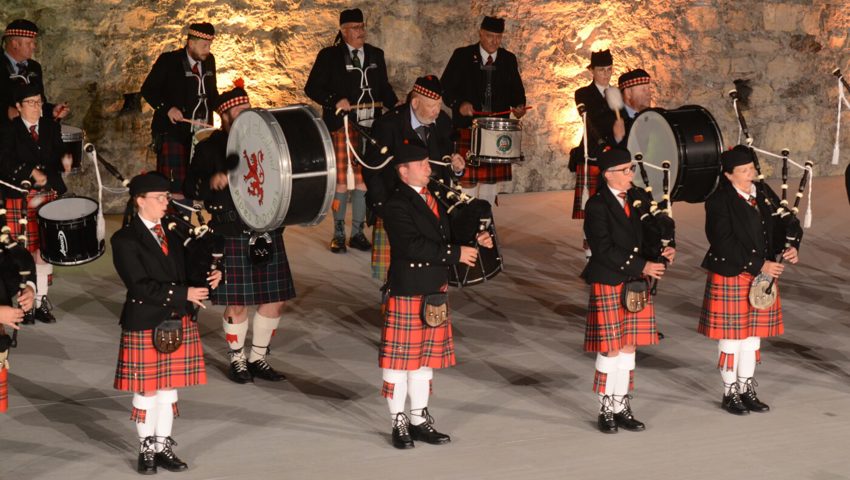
<box><xmin>698</xmin><ymin>272</ymin><xmax>783</xmax><ymax>340</ymax></box>
<box><xmin>584</xmin><ymin>282</ymin><xmax>657</xmax><ymax>352</ymax></box>
<box><xmin>157</xmin><ymin>140</ymin><xmax>190</xmax><ymax>193</ymax></box>
<box><xmin>379</xmin><ymin>295</ymin><xmax>456</xmax><ymax>371</ymax></box>
<box><xmin>114</xmin><ymin>316</ymin><xmax>206</xmax><ymax>393</ymax></box>
<box><xmin>332</xmin><ymin>126</ymin><xmax>364</xmax><ymax>186</ymax></box>
<box><xmin>213</xmin><ymin>232</ymin><xmax>296</xmax><ymax>306</ymax></box>
<box><xmin>6</xmin><ymin>191</ymin><xmax>58</xmax><ymax>253</ymax></box>
<box><xmin>370</xmin><ymin>219</ymin><xmax>390</xmax><ymax>282</ymax></box>
<box><xmin>571</xmin><ymin>164</ymin><xmax>600</xmax><ymax>219</ymax></box>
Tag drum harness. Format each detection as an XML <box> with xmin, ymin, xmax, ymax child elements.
<box><xmin>184</xmin><ymin>58</ymin><xmax>213</xmax><ymax>161</ymax></box>
<box><xmin>831</xmin><ymin>68</ymin><xmax>850</xmax><ymax>168</ymax></box>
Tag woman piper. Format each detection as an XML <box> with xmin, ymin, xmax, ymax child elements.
<box><xmin>699</xmin><ymin>145</ymin><xmax>801</xmax><ymax>415</ymax></box>
<box><xmin>111</xmin><ymin>172</ymin><xmax>221</xmax><ymax>474</ymax></box>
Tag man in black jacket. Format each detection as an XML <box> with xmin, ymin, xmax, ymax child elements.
<box><xmin>184</xmin><ymin>85</ymin><xmax>295</xmax><ymax>384</ymax></box>
<box><xmin>305</xmin><ymin>8</ymin><xmax>398</xmax><ymax>254</ymax></box>
<box><xmin>581</xmin><ymin>147</ymin><xmax>675</xmax><ymax>434</ymax></box>
<box><xmin>440</xmin><ymin>16</ymin><xmax>526</xmax><ymax>205</ymax></box>
<box><xmin>612</xmin><ymin>69</ymin><xmax>652</xmax><ymax>146</ymax></box>
<box><xmin>698</xmin><ymin>146</ymin><xmax>801</xmax><ymax>416</ymax></box>
<box><xmin>364</xmin><ymin>75</ymin><xmax>465</xmax><ymax>282</ymax></box>
<box><xmin>141</xmin><ymin>22</ymin><xmax>219</xmax><ymax>196</ymax></box>
<box><xmin>379</xmin><ymin>141</ymin><xmax>491</xmax><ymax>449</ymax></box>
<box><xmin>0</xmin><ymin>83</ymin><xmax>67</xmax><ymax>324</ymax></box>
<box><xmin>1</xmin><ymin>19</ymin><xmax>70</xmax><ymax>126</ymax></box>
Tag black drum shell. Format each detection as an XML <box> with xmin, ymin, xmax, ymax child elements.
<box><xmin>37</xmin><ymin>196</ymin><xmax>105</xmax><ymax>266</ymax></box>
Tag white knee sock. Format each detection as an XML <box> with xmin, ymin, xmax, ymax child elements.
<box><xmin>737</xmin><ymin>336</ymin><xmax>760</xmax><ymax>390</ymax></box>
<box><xmin>249</xmin><ymin>311</ymin><xmax>280</xmax><ymax>362</ymax></box>
<box><xmin>382</xmin><ymin>369</ymin><xmax>408</xmax><ymax>424</ymax></box>
<box><xmin>223</xmin><ymin>316</ymin><xmax>248</xmax><ymax>351</ymax></box>
<box><xmin>35</xmin><ymin>263</ymin><xmax>52</xmax><ymax>307</ymax></box>
<box><xmin>594</xmin><ymin>353</ymin><xmax>619</xmax><ymax>410</ymax></box>
<box><xmin>132</xmin><ymin>393</ymin><xmax>158</xmax><ymax>441</ymax></box>
<box><xmin>408</xmin><ymin>367</ymin><xmax>433</xmax><ymax>426</ymax></box>
<box><xmin>154</xmin><ymin>389</ymin><xmax>178</xmax><ymax>451</ymax></box>
<box><xmin>717</xmin><ymin>339</ymin><xmax>743</xmax><ymax>394</ymax></box>
<box><xmin>613</xmin><ymin>352</ymin><xmax>636</xmax><ymax>413</ymax></box>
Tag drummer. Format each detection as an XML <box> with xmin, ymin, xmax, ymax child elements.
<box><xmin>304</xmin><ymin>7</ymin><xmax>399</xmax><ymax>254</ymax></box>
<box><xmin>364</xmin><ymin>75</ymin><xmax>465</xmax><ymax>282</ymax></box>
<box><xmin>611</xmin><ymin>69</ymin><xmax>652</xmax><ymax>146</ymax></box>
<box><xmin>141</xmin><ymin>22</ymin><xmax>219</xmax><ymax>197</ymax></box>
<box><xmin>184</xmin><ymin>82</ymin><xmax>295</xmax><ymax>384</ymax></box>
<box><xmin>440</xmin><ymin>15</ymin><xmax>526</xmax><ymax>206</ymax></box>
<box><xmin>1</xmin><ymin>19</ymin><xmax>70</xmax><ymax>126</ymax></box>
<box><xmin>0</xmin><ymin>82</ymin><xmax>66</xmax><ymax>324</ymax></box>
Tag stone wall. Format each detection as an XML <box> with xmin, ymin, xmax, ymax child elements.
<box><xmin>2</xmin><ymin>0</ymin><xmax>849</xmax><ymax>211</ymax></box>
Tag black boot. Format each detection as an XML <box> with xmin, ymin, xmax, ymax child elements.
<box><xmin>226</xmin><ymin>348</ymin><xmax>253</xmax><ymax>384</ymax></box>
<box><xmin>247</xmin><ymin>353</ymin><xmax>287</xmax><ymax>382</ymax></box>
<box><xmin>391</xmin><ymin>412</ymin><xmax>415</xmax><ymax>449</ymax></box>
<box><xmin>330</xmin><ymin>220</ymin><xmax>347</xmax><ymax>253</ymax></box>
<box><xmin>597</xmin><ymin>395</ymin><xmax>618</xmax><ymax>434</ymax></box>
<box><xmin>154</xmin><ymin>436</ymin><xmax>188</xmax><ymax>472</ymax></box>
<box><xmin>33</xmin><ymin>297</ymin><xmax>56</xmax><ymax>323</ymax></box>
<box><xmin>739</xmin><ymin>378</ymin><xmax>770</xmax><ymax>412</ymax></box>
<box><xmin>348</xmin><ymin>224</ymin><xmax>372</xmax><ymax>251</ymax></box>
<box><xmin>409</xmin><ymin>408</ymin><xmax>451</xmax><ymax>445</ymax></box>
<box><xmin>137</xmin><ymin>436</ymin><xmax>157</xmax><ymax>475</ymax></box>
<box><xmin>613</xmin><ymin>395</ymin><xmax>646</xmax><ymax>431</ymax></box>
<box><xmin>721</xmin><ymin>383</ymin><xmax>750</xmax><ymax>415</ymax></box>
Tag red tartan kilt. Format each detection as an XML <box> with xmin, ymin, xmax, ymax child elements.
<box><xmin>698</xmin><ymin>272</ymin><xmax>783</xmax><ymax>340</ymax></box>
<box><xmin>157</xmin><ymin>140</ymin><xmax>190</xmax><ymax>193</ymax></box>
<box><xmin>114</xmin><ymin>316</ymin><xmax>207</xmax><ymax>393</ymax></box>
<box><xmin>379</xmin><ymin>295</ymin><xmax>456</xmax><ymax>371</ymax></box>
<box><xmin>572</xmin><ymin>164</ymin><xmax>600</xmax><ymax>219</ymax></box>
<box><xmin>584</xmin><ymin>282</ymin><xmax>658</xmax><ymax>352</ymax></box>
<box><xmin>332</xmin><ymin>125</ymin><xmax>363</xmax><ymax>186</ymax></box>
<box><xmin>5</xmin><ymin>191</ymin><xmax>58</xmax><ymax>253</ymax></box>
<box><xmin>370</xmin><ymin>218</ymin><xmax>391</xmax><ymax>281</ymax></box>
<box><xmin>454</xmin><ymin>128</ymin><xmax>512</xmax><ymax>186</ymax></box>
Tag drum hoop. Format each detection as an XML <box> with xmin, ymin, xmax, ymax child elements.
<box><xmin>36</xmin><ymin>196</ymin><xmax>99</xmax><ymax>221</ymax></box>
<box><xmin>473</xmin><ymin>116</ymin><xmax>521</xmax><ymax>131</ymax></box>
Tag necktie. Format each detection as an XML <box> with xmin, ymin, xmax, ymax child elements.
<box><xmin>739</xmin><ymin>193</ymin><xmax>757</xmax><ymax>208</ymax></box>
<box><xmin>15</xmin><ymin>62</ymin><xmax>27</xmax><ymax>76</ymax></box>
<box><xmin>617</xmin><ymin>192</ymin><xmax>631</xmax><ymax>218</ymax></box>
<box><xmin>420</xmin><ymin>187</ymin><xmax>439</xmax><ymax>218</ymax></box>
<box><xmin>351</xmin><ymin>49</ymin><xmax>362</xmax><ymax>69</ymax></box>
<box><xmin>191</xmin><ymin>62</ymin><xmax>199</xmax><ymax>75</ymax></box>
<box><xmin>152</xmin><ymin>224</ymin><xmax>169</xmax><ymax>256</ymax></box>
<box><xmin>29</xmin><ymin>125</ymin><xmax>38</xmax><ymax>142</ymax></box>
<box><xmin>415</xmin><ymin>125</ymin><xmax>430</xmax><ymax>144</ymax></box>
<box><xmin>486</xmin><ymin>54</ymin><xmax>494</xmax><ymax>66</ymax></box>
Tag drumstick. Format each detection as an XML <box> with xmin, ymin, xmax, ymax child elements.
<box><xmin>605</xmin><ymin>87</ymin><xmax>623</xmax><ymax>121</ymax></box>
<box><xmin>472</xmin><ymin>106</ymin><xmax>533</xmax><ymax>116</ymax></box>
<box><xmin>179</xmin><ymin>118</ymin><xmax>214</xmax><ymax>129</ymax></box>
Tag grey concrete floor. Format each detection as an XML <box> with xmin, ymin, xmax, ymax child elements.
<box><xmin>1</xmin><ymin>177</ymin><xmax>848</xmax><ymax>480</ymax></box>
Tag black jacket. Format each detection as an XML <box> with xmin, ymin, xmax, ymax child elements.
<box><xmin>141</xmin><ymin>48</ymin><xmax>218</xmax><ymax>141</ymax></box>
<box><xmin>0</xmin><ymin>116</ymin><xmax>67</xmax><ymax>198</ymax></box>
<box><xmin>701</xmin><ymin>179</ymin><xmax>802</xmax><ymax>277</ymax></box>
<box><xmin>183</xmin><ymin>129</ymin><xmax>244</xmax><ymax>235</ymax></box>
<box><xmin>364</xmin><ymin>104</ymin><xmax>459</xmax><ymax>218</ymax></box>
<box><xmin>0</xmin><ymin>244</ymin><xmax>35</xmax><ymax>307</ymax></box>
<box><xmin>440</xmin><ymin>44</ymin><xmax>526</xmax><ymax>129</ymax></box>
<box><xmin>111</xmin><ymin>215</ymin><xmax>193</xmax><ymax>331</ymax></box>
<box><xmin>0</xmin><ymin>56</ymin><xmax>55</xmax><ymax>128</ymax></box>
<box><xmin>304</xmin><ymin>42</ymin><xmax>398</xmax><ymax>132</ymax></box>
<box><xmin>569</xmin><ymin>82</ymin><xmax>617</xmax><ymax>171</ymax></box>
<box><xmin>581</xmin><ymin>185</ymin><xmax>665</xmax><ymax>285</ymax></box>
<box><xmin>383</xmin><ymin>183</ymin><xmax>462</xmax><ymax>296</ymax></box>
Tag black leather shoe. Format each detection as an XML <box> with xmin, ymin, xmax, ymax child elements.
<box><xmin>137</xmin><ymin>436</ymin><xmax>157</xmax><ymax>475</ymax></box>
<box><xmin>739</xmin><ymin>378</ymin><xmax>770</xmax><ymax>412</ymax></box>
<box><xmin>409</xmin><ymin>408</ymin><xmax>451</xmax><ymax>445</ymax></box>
<box><xmin>597</xmin><ymin>395</ymin><xmax>618</xmax><ymax>433</ymax></box>
<box><xmin>612</xmin><ymin>396</ymin><xmax>645</xmax><ymax>431</ymax></box>
<box><xmin>34</xmin><ymin>302</ymin><xmax>56</xmax><ymax>323</ymax></box>
<box><xmin>348</xmin><ymin>232</ymin><xmax>372</xmax><ymax>251</ymax></box>
<box><xmin>721</xmin><ymin>392</ymin><xmax>750</xmax><ymax>415</ymax></box>
<box><xmin>21</xmin><ymin>311</ymin><xmax>35</xmax><ymax>325</ymax></box>
<box><xmin>330</xmin><ymin>235</ymin><xmax>347</xmax><ymax>253</ymax></box>
<box><xmin>391</xmin><ymin>413</ymin><xmax>415</xmax><ymax>449</ymax></box>
<box><xmin>247</xmin><ymin>358</ymin><xmax>287</xmax><ymax>381</ymax></box>
<box><xmin>154</xmin><ymin>437</ymin><xmax>188</xmax><ymax>472</ymax></box>
<box><xmin>226</xmin><ymin>349</ymin><xmax>253</xmax><ymax>384</ymax></box>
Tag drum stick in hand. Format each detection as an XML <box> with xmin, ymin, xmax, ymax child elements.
<box><xmin>179</xmin><ymin>118</ymin><xmax>214</xmax><ymax>129</ymax></box>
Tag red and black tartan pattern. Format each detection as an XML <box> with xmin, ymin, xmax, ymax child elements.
<box><xmin>114</xmin><ymin>315</ymin><xmax>206</xmax><ymax>393</ymax></box>
<box><xmin>584</xmin><ymin>282</ymin><xmax>658</xmax><ymax>353</ymax></box>
<box><xmin>756</xmin><ymin>350</ymin><xmax>761</xmax><ymax>364</ymax></box>
<box><xmin>371</xmin><ymin>218</ymin><xmax>390</xmax><ymax>282</ymax></box>
<box><xmin>381</xmin><ymin>380</ymin><xmax>395</xmax><ymax>399</ymax></box>
<box><xmin>130</xmin><ymin>402</ymin><xmax>180</xmax><ymax>423</ymax></box>
<box><xmin>698</xmin><ymin>272</ymin><xmax>784</xmax><ymax>340</ymax></box>
<box><xmin>212</xmin><ymin>232</ymin><xmax>296</xmax><ymax>306</ymax></box>
<box><xmin>157</xmin><ymin>140</ymin><xmax>190</xmax><ymax>193</ymax></box>
<box><xmin>571</xmin><ymin>163</ymin><xmax>600</xmax><ymax>219</ymax></box>
<box><xmin>0</xmin><ymin>368</ymin><xmax>7</xmax><ymax>413</ymax></box>
<box><xmin>379</xmin><ymin>295</ymin><xmax>456</xmax><ymax>371</ymax></box>
<box><xmin>455</xmin><ymin>128</ymin><xmax>513</xmax><ymax>187</ymax></box>
<box><xmin>629</xmin><ymin>370</ymin><xmax>635</xmax><ymax>391</ymax></box>
<box><xmin>5</xmin><ymin>191</ymin><xmax>57</xmax><ymax>253</ymax></box>
<box><xmin>332</xmin><ymin>125</ymin><xmax>364</xmax><ymax>186</ymax></box>
<box><xmin>717</xmin><ymin>352</ymin><xmax>735</xmax><ymax>371</ymax></box>
<box><xmin>592</xmin><ymin>370</ymin><xmax>608</xmax><ymax>394</ymax></box>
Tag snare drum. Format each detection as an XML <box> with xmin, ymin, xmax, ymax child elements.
<box><xmin>470</xmin><ymin>117</ymin><xmax>523</xmax><ymax>164</ymax></box>
<box><xmin>61</xmin><ymin>125</ymin><xmax>85</xmax><ymax>173</ymax></box>
<box><xmin>37</xmin><ymin>197</ymin><xmax>104</xmax><ymax>265</ymax></box>
<box><xmin>226</xmin><ymin>105</ymin><xmax>336</xmax><ymax>232</ymax></box>
<box><xmin>627</xmin><ymin>106</ymin><xmax>723</xmax><ymax>203</ymax></box>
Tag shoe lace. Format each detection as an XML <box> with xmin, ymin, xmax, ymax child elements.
<box><xmin>724</xmin><ymin>382</ymin><xmax>745</xmax><ymax>405</ymax></box>
<box><xmin>614</xmin><ymin>394</ymin><xmax>634</xmax><ymax>418</ymax></box>
<box><xmin>228</xmin><ymin>348</ymin><xmax>249</xmax><ymax>373</ymax></box>
<box><xmin>600</xmin><ymin>395</ymin><xmax>615</xmax><ymax>420</ymax></box>
<box><xmin>410</xmin><ymin>407</ymin><xmax>437</xmax><ymax>430</ymax></box>
<box><xmin>40</xmin><ymin>295</ymin><xmax>53</xmax><ymax>312</ymax></box>
<box><xmin>250</xmin><ymin>356</ymin><xmax>275</xmax><ymax>373</ymax></box>
<box><xmin>739</xmin><ymin>377</ymin><xmax>759</xmax><ymax>397</ymax></box>
<box><xmin>140</xmin><ymin>436</ymin><xmax>156</xmax><ymax>459</ymax></box>
<box><xmin>156</xmin><ymin>436</ymin><xmax>178</xmax><ymax>458</ymax></box>
<box><xmin>392</xmin><ymin>412</ymin><xmax>411</xmax><ymax>436</ymax></box>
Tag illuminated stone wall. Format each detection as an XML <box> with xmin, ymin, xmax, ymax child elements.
<box><xmin>1</xmin><ymin>0</ymin><xmax>849</xmax><ymax>211</ymax></box>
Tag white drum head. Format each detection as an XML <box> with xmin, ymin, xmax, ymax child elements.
<box><xmin>627</xmin><ymin>111</ymin><xmax>680</xmax><ymax>200</ymax></box>
<box><xmin>61</xmin><ymin>124</ymin><xmax>84</xmax><ymax>142</ymax></box>
<box><xmin>38</xmin><ymin>197</ymin><xmax>98</xmax><ymax>221</ymax></box>
<box><xmin>226</xmin><ymin>109</ymin><xmax>289</xmax><ymax>232</ymax></box>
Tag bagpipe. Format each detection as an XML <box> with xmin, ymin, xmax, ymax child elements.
<box><xmin>631</xmin><ymin>153</ymin><xmax>676</xmax><ymax>296</ymax></box>
<box><xmin>165</xmin><ymin>201</ymin><xmax>225</xmax><ymax>292</ymax></box>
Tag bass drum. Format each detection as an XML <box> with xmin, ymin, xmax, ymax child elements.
<box><xmin>446</xmin><ymin>198</ymin><xmax>502</xmax><ymax>287</ymax></box>
<box><xmin>226</xmin><ymin>105</ymin><xmax>336</xmax><ymax>232</ymax></box>
<box><xmin>627</xmin><ymin>105</ymin><xmax>723</xmax><ymax>203</ymax></box>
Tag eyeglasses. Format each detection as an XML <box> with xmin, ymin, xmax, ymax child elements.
<box><xmin>21</xmin><ymin>99</ymin><xmax>43</xmax><ymax>107</ymax></box>
<box><xmin>143</xmin><ymin>193</ymin><xmax>173</xmax><ymax>203</ymax></box>
<box><xmin>608</xmin><ymin>164</ymin><xmax>636</xmax><ymax>175</ymax></box>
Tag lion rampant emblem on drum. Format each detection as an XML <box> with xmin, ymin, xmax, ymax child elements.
<box><xmin>242</xmin><ymin>149</ymin><xmax>265</xmax><ymax>205</ymax></box>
